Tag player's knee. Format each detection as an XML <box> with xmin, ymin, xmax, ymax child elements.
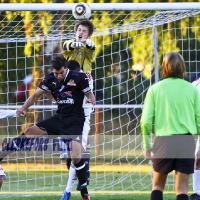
<box><xmin>24</xmin><ymin>126</ymin><xmax>46</xmax><ymax>136</ymax></box>
<box><xmin>71</xmin><ymin>158</ymin><xmax>81</xmax><ymax>165</ymax></box>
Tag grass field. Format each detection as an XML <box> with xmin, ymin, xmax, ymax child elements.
<box><xmin>0</xmin><ymin>193</ymin><xmax>187</xmax><ymax>200</ymax></box>
<box><xmin>0</xmin><ymin>163</ymin><xmax>194</xmax><ymax>200</ymax></box>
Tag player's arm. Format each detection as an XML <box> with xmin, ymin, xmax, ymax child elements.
<box><xmin>85</xmin><ymin>91</ymin><xmax>95</xmax><ymax>105</ymax></box>
<box><xmin>140</xmin><ymin>87</ymin><xmax>154</xmax><ymax>160</ymax></box>
<box><xmin>85</xmin><ymin>41</ymin><xmax>95</xmax><ymax>60</ymax></box>
<box><xmin>0</xmin><ymin>110</ymin><xmax>18</xmax><ymax>119</ymax></box>
<box><xmin>17</xmin><ymin>88</ymin><xmax>44</xmax><ymax>117</ymax></box>
<box><xmin>84</xmin><ymin>39</ymin><xmax>96</xmax><ymax>62</ymax></box>
<box><xmin>62</xmin><ymin>39</ymin><xmax>84</xmax><ymax>54</ymax></box>
<box><xmin>44</xmin><ymin>90</ymin><xmax>56</xmax><ymax>102</ymax></box>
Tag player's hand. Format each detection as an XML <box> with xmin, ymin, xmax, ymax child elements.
<box><xmin>86</xmin><ymin>39</ymin><xmax>95</xmax><ymax>49</ymax></box>
<box><xmin>16</xmin><ymin>107</ymin><xmax>27</xmax><ymax>117</ymax></box>
<box><xmin>145</xmin><ymin>149</ymin><xmax>154</xmax><ymax>161</ymax></box>
<box><xmin>70</xmin><ymin>42</ymin><xmax>84</xmax><ymax>48</ymax></box>
<box><xmin>86</xmin><ymin>98</ymin><xmax>96</xmax><ymax>105</ymax></box>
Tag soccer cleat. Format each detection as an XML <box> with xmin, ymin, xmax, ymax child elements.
<box><xmin>189</xmin><ymin>193</ymin><xmax>200</xmax><ymax>200</ymax></box>
<box><xmin>60</xmin><ymin>191</ymin><xmax>71</xmax><ymax>200</ymax></box>
<box><xmin>81</xmin><ymin>194</ymin><xmax>90</xmax><ymax>200</ymax></box>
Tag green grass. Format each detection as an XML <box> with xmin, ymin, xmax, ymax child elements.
<box><xmin>0</xmin><ymin>193</ymin><xmax>194</xmax><ymax>200</ymax></box>
<box><xmin>0</xmin><ymin>170</ymin><xmax>194</xmax><ymax>200</ymax></box>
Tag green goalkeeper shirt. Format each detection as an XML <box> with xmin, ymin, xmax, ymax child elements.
<box><xmin>140</xmin><ymin>78</ymin><xmax>200</xmax><ymax>150</ymax></box>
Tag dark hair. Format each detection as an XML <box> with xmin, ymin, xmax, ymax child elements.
<box><xmin>161</xmin><ymin>52</ymin><xmax>186</xmax><ymax>79</ymax></box>
<box><xmin>74</xmin><ymin>20</ymin><xmax>94</xmax><ymax>37</ymax></box>
<box><xmin>50</xmin><ymin>55</ymin><xmax>68</xmax><ymax>70</ymax></box>
<box><xmin>66</xmin><ymin>60</ymin><xmax>81</xmax><ymax>72</ymax></box>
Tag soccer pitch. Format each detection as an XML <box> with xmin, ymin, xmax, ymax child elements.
<box><xmin>0</xmin><ymin>164</ymin><xmax>194</xmax><ymax>200</ymax></box>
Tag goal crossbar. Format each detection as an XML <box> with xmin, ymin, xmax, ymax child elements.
<box><xmin>1</xmin><ymin>3</ymin><xmax>200</xmax><ymax>11</ymax></box>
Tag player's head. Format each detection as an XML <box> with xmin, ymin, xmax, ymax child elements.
<box><xmin>74</xmin><ymin>20</ymin><xmax>94</xmax><ymax>42</ymax></box>
<box><xmin>161</xmin><ymin>52</ymin><xmax>186</xmax><ymax>79</ymax></box>
<box><xmin>66</xmin><ymin>60</ymin><xmax>81</xmax><ymax>72</ymax></box>
<box><xmin>50</xmin><ymin>55</ymin><xmax>68</xmax><ymax>81</ymax></box>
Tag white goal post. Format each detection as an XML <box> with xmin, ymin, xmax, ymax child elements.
<box><xmin>0</xmin><ymin>3</ymin><xmax>200</xmax><ymax>196</ymax></box>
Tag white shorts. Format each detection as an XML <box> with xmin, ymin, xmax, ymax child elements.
<box><xmin>0</xmin><ymin>165</ymin><xmax>6</xmax><ymax>180</ymax></box>
<box><xmin>82</xmin><ymin>116</ymin><xmax>91</xmax><ymax>150</ymax></box>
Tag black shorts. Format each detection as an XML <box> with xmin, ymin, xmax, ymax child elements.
<box><xmin>152</xmin><ymin>135</ymin><xmax>195</xmax><ymax>174</ymax></box>
<box><xmin>36</xmin><ymin>113</ymin><xmax>85</xmax><ymax>142</ymax></box>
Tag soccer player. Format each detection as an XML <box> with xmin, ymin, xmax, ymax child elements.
<box><xmin>0</xmin><ymin>109</ymin><xmax>18</xmax><ymax>189</ymax></box>
<box><xmin>140</xmin><ymin>52</ymin><xmax>200</xmax><ymax>200</ymax></box>
<box><xmin>62</xmin><ymin>20</ymin><xmax>95</xmax><ymax>74</ymax></box>
<box><xmin>1</xmin><ymin>56</ymin><xmax>95</xmax><ymax>200</ymax></box>
<box><xmin>189</xmin><ymin>78</ymin><xmax>200</xmax><ymax>200</ymax></box>
<box><xmin>0</xmin><ymin>165</ymin><xmax>6</xmax><ymax>189</ymax></box>
<box><xmin>44</xmin><ymin>61</ymin><xmax>93</xmax><ymax>200</ymax></box>
<box><xmin>59</xmin><ymin>61</ymin><xmax>93</xmax><ymax>200</ymax></box>
<box><xmin>61</xmin><ymin>19</ymin><xmax>96</xmax><ymax>200</ymax></box>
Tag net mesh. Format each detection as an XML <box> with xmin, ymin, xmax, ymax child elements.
<box><xmin>0</xmin><ymin>8</ymin><xmax>200</xmax><ymax>194</ymax></box>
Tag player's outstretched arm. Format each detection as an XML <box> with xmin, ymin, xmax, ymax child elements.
<box><xmin>0</xmin><ymin>110</ymin><xmax>18</xmax><ymax>119</ymax></box>
<box><xmin>17</xmin><ymin>88</ymin><xmax>44</xmax><ymax>117</ymax></box>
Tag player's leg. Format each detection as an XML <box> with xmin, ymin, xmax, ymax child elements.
<box><xmin>60</xmin><ymin>139</ymin><xmax>76</xmax><ymax>200</ymax></box>
<box><xmin>61</xmin><ymin>162</ymin><xmax>77</xmax><ymax>200</ymax></box>
<box><xmin>71</xmin><ymin>140</ymin><xmax>90</xmax><ymax>200</ymax></box>
<box><xmin>151</xmin><ymin>170</ymin><xmax>167</xmax><ymax>200</ymax></box>
<box><xmin>175</xmin><ymin>171</ymin><xmax>190</xmax><ymax>200</ymax></box>
<box><xmin>77</xmin><ymin>137</ymin><xmax>90</xmax><ymax>191</ymax></box>
<box><xmin>0</xmin><ymin>115</ymin><xmax>59</xmax><ymax>161</ymax></box>
<box><xmin>190</xmin><ymin>170</ymin><xmax>200</xmax><ymax>200</ymax></box>
<box><xmin>76</xmin><ymin>116</ymin><xmax>91</xmax><ymax>191</ymax></box>
<box><xmin>174</xmin><ymin>136</ymin><xmax>195</xmax><ymax>200</ymax></box>
<box><xmin>0</xmin><ymin>133</ymin><xmax>26</xmax><ymax>161</ymax></box>
<box><xmin>189</xmin><ymin>138</ymin><xmax>200</xmax><ymax>200</ymax></box>
<box><xmin>59</xmin><ymin>137</ymin><xmax>68</xmax><ymax>160</ymax></box>
<box><xmin>0</xmin><ymin>165</ymin><xmax>6</xmax><ymax>190</ymax></box>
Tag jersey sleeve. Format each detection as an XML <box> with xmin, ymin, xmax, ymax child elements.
<box><xmin>85</xmin><ymin>72</ymin><xmax>94</xmax><ymax>91</ymax></box>
<box><xmin>0</xmin><ymin>110</ymin><xmax>18</xmax><ymax>119</ymax></box>
<box><xmin>38</xmin><ymin>74</ymin><xmax>50</xmax><ymax>91</ymax></box>
<box><xmin>140</xmin><ymin>87</ymin><xmax>155</xmax><ymax>150</ymax></box>
<box><xmin>79</xmin><ymin>73</ymin><xmax>91</xmax><ymax>94</ymax></box>
<box><xmin>62</xmin><ymin>39</ymin><xmax>74</xmax><ymax>57</ymax></box>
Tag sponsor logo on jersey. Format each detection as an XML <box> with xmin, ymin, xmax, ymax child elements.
<box><xmin>54</xmin><ymin>91</ymin><xmax>72</xmax><ymax>98</ymax></box>
<box><xmin>52</xmin><ymin>82</ymin><xmax>56</xmax><ymax>85</ymax></box>
<box><xmin>67</xmin><ymin>79</ymin><xmax>76</xmax><ymax>86</ymax></box>
<box><xmin>41</xmin><ymin>85</ymin><xmax>48</xmax><ymax>91</ymax></box>
<box><xmin>57</xmin><ymin>98</ymin><xmax>74</xmax><ymax>104</ymax></box>
<box><xmin>63</xmin><ymin>91</ymin><xmax>72</xmax><ymax>97</ymax></box>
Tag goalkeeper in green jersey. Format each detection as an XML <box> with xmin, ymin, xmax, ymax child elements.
<box><xmin>140</xmin><ymin>52</ymin><xmax>200</xmax><ymax>200</ymax></box>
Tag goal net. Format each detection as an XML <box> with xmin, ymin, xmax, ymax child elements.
<box><xmin>0</xmin><ymin>3</ymin><xmax>200</xmax><ymax>196</ymax></box>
